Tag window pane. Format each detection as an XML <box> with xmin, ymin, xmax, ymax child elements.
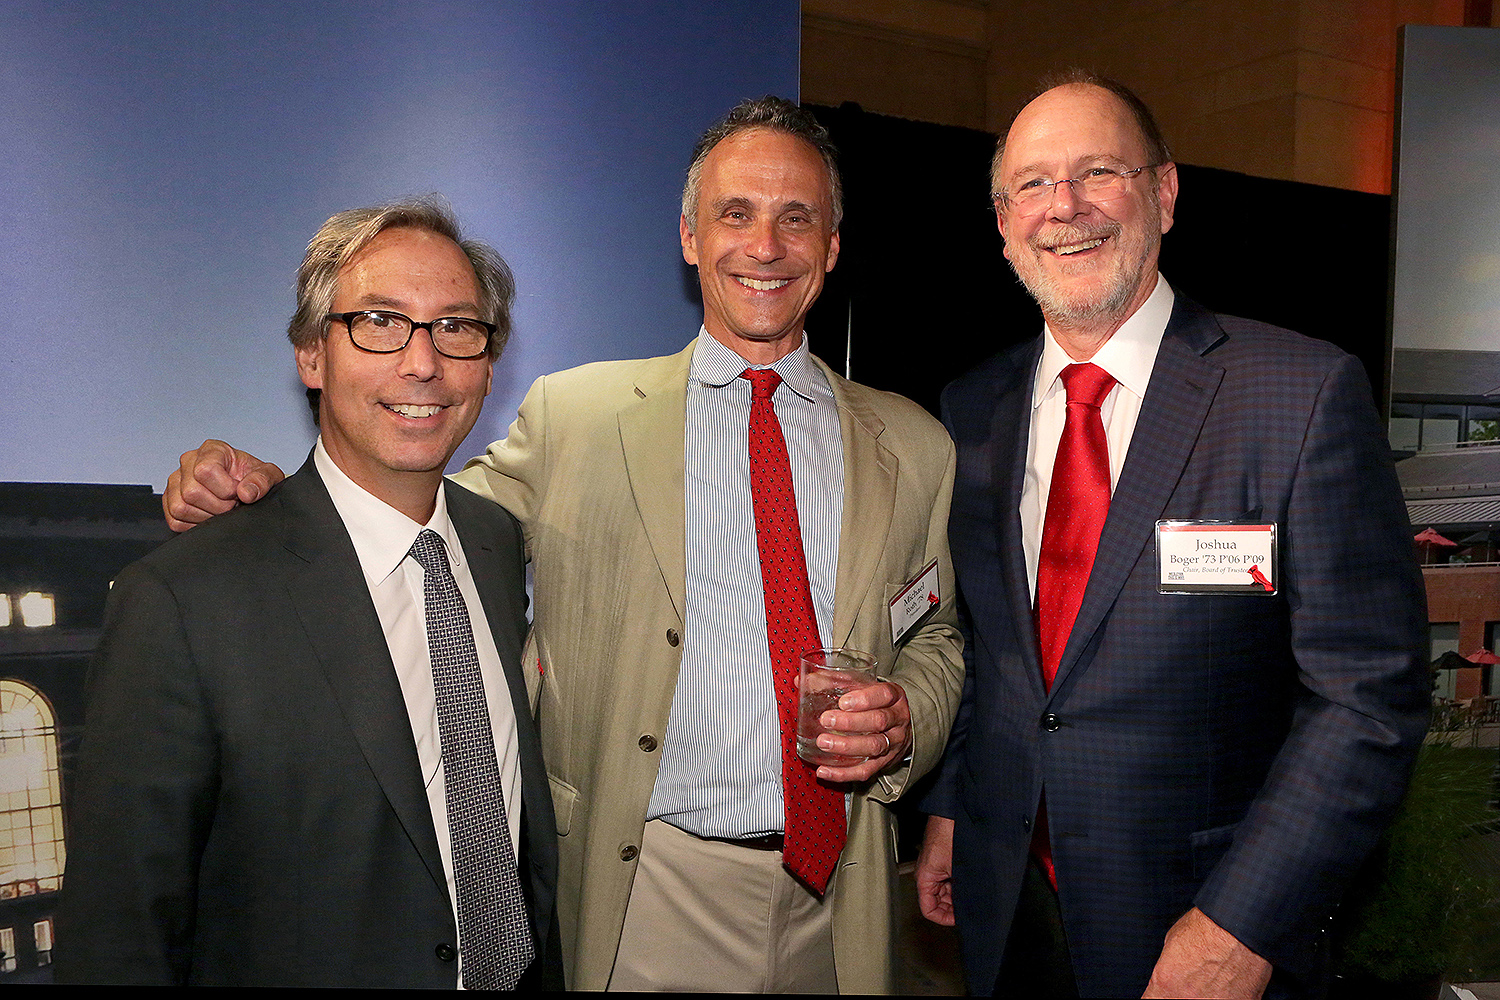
<box><xmin>1423</xmin><ymin>417</ymin><xmax>1461</xmax><ymax>447</ymax></box>
<box><xmin>1389</xmin><ymin>417</ymin><xmax>1421</xmax><ymax>450</ymax></box>
<box><xmin>0</xmin><ymin>682</ymin><xmax>64</xmax><ymax>897</ymax></box>
<box><xmin>16</xmin><ymin>593</ymin><xmax>53</xmax><ymax>628</ymax></box>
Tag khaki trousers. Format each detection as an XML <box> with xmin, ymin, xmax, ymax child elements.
<box><xmin>607</xmin><ymin>819</ymin><xmax>838</xmax><ymax>992</ymax></box>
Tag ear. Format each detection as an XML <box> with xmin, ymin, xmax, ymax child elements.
<box><xmin>483</xmin><ymin>358</ymin><xmax>493</xmax><ymax>397</ymax></box>
<box><xmin>825</xmin><ymin>229</ymin><xmax>840</xmax><ymax>272</ymax></box>
<box><xmin>295</xmin><ymin>340</ymin><xmax>326</xmax><ymax>390</ymax></box>
<box><xmin>1155</xmin><ymin>162</ymin><xmax>1179</xmax><ymax>235</ymax></box>
<box><xmin>996</xmin><ymin>204</ymin><xmax>1014</xmax><ymax>262</ymax></box>
<box><xmin>680</xmin><ymin>214</ymin><xmax>698</xmax><ymax>266</ymax></box>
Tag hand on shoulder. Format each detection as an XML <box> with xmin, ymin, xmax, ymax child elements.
<box><xmin>164</xmin><ymin>439</ymin><xmax>285</xmax><ymax>532</ymax></box>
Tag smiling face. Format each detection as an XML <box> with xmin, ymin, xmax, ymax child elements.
<box><xmin>295</xmin><ymin>226</ymin><xmax>493</xmax><ymax>521</ymax></box>
<box><xmin>680</xmin><ymin>128</ymin><xmax>840</xmax><ymax>365</ymax></box>
<box><xmin>995</xmin><ymin>83</ymin><xmax>1177</xmax><ymax>348</ymax></box>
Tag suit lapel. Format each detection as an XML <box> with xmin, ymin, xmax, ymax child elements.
<box><xmin>991</xmin><ymin>341</ymin><xmax>1049</xmax><ymax>699</ymax></box>
<box><xmin>276</xmin><ymin>463</ymin><xmax>449</xmax><ymax>898</ymax></box>
<box><xmin>821</xmin><ymin>360</ymin><xmax>898</xmax><ymax>648</ymax></box>
<box><xmin>617</xmin><ymin>344</ymin><xmax>694</xmax><ymax>623</ymax></box>
<box><xmin>1050</xmin><ymin>298</ymin><xmax>1227</xmax><ymax>693</ymax></box>
<box><xmin>446</xmin><ymin>481</ymin><xmax>526</xmax><ymax>672</ymax></box>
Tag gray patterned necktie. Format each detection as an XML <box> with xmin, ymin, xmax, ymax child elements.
<box><xmin>408</xmin><ymin>529</ymin><xmax>534</xmax><ymax>989</ymax></box>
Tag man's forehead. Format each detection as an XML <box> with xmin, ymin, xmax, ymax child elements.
<box><xmin>1001</xmin><ymin>84</ymin><xmax>1147</xmax><ymax>175</ymax></box>
<box><xmin>334</xmin><ymin>227</ymin><xmax>481</xmax><ymax>305</ymax></box>
<box><xmin>705</xmin><ymin>130</ymin><xmax>831</xmax><ymax>197</ymax></box>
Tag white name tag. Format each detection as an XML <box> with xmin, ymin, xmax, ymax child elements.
<box><xmin>1157</xmin><ymin>521</ymin><xmax>1277</xmax><ymax>595</ymax></box>
<box><xmin>890</xmin><ymin>559</ymin><xmax>941</xmax><ymax>645</ymax></box>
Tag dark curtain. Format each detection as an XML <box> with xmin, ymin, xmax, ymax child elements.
<box><xmin>805</xmin><ymin>102</ymin><xmax>1393</xmax><ymax>419</ymax></box>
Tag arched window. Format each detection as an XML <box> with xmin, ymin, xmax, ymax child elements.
<box><xmin>0</xmin><ymin>680</ymin><xmax>65</xmax><ymax>898</ymax></box>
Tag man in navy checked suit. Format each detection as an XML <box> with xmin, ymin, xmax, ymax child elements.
<box><xmin>915</xmin><ymin>72</ymin><xmax>1429</xmax><ymax>998</ymax></box>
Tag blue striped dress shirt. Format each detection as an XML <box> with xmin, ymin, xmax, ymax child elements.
<box><xmin>644</xmin><ymin>329</ymin><xmax>845</xmax><ymax>838</ymax></box>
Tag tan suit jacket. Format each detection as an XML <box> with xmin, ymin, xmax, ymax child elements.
<box><xmin>452</xmin><ymin>340</ymin><xmax>963</xmax><ymax>992</ymax></box>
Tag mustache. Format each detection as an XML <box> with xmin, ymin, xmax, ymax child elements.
<box><xmin>1029</xmin><ymin>220</ymin><xmax>1122</xmax><ymax>251</ymax></box>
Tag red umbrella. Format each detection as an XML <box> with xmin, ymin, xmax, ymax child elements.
<box><xmin>1464</xmin><ymin>648</ymin><xmax>1500</xmax><ymax>664</ymax></box>
<box><xmin>1413</xmin><ymin>527</ymin><xmax>1459</xmax><ymax>546</ymax></box>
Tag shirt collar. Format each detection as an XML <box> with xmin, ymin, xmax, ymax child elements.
<box><xmin>690</xmin><ymin>327</ymin><xmax>828</xmax><ymax>404</ymax></box>
<box><xmin>1033</xmin><ymin>273</ymin><xmax>1173</xmax><ymax>409</ymax></box>
<box><xmin>314</xmin><ymin>437</ymin><xmax>461</xmax><ymax>589</ymax></box>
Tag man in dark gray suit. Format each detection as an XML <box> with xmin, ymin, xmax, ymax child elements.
<box><xmin>916</xmin><ymin>73</ymin><xmax>1428</xmax><ymax>999</ymax></box>
<box><xmin>55</xmin><ymin>199</ymin><xmax>560</xmax><ymax>987</ymax></box>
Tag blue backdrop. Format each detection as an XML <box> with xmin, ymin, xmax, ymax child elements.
<box><xmin>0</xmin><ymin>1</ymin><xmax>800</xmax><ymax>485</ymax></box>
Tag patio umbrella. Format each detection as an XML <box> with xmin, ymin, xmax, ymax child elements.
<box><xmin>1432</xmin><ymin>650</ymin><xmax>1477</xmax><ymax>671</ymax></box>
<box><xmin>1413</xmin><ymin>527</ymin><xmax>1459</xmax><ymax>546</ymax></box>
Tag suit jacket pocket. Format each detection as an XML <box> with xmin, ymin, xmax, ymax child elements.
<box><xmin>549</xmin><ymin>775</ymin><xmax>578</xmax><ymax>837</ymax></box>
<box><xmin>1189</xmin><ymin>821</ymin><xmax>1238</xmax><ymax>881</ymax></box>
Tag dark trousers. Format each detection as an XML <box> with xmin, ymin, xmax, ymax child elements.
<box><xmin>993</xmin><ymin>855</ymin><xmax>1079</xmax><ymax>998</ymax></box>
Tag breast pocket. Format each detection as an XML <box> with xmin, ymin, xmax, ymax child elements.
<box><xmin>548</xmin><ymin>775</ymin><xmax>578</xmax><ymax>837</ymax></box>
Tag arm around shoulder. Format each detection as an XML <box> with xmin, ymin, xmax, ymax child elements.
<box><xmin>451</xmin><ymin>373</ymin><xmax>550</xmax><ymax>541</ymax></box>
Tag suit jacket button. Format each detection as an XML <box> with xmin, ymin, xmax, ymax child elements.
<box><xmin>1041</xmin><ymin>712</ymin><xmax>1062</xmax><ymax>732</ymax></box>
<box><xmin>666</xmin><ymin>628</ymin><xmax>681</xmax><ymax>647</ymax></box>
<box><xmin>435</xmin><ymin>942</ymin><xmax>457</xmax><ymax>962</ymax></box>
<box><xmin>1022</xmin><ymin>814</ymin><xmax>1032</xmax><ymax>831</ymax></box>
<box><xmin>620</xmin><ymin>844</ymin><xmax>640</xmax><ymax>862</ymax></box>
<box><xmin>638</xmin><ymin>734</ymin><xmax>658</xmax><ymax>752</ymax></box>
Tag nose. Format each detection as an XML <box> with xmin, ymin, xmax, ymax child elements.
<box><xmin>1046</xmin><ymin>179</ymin><xmax>1086</xmax><ymax>221</ymax></box>
<box><xmin>746</xmin><ymin>217</ymin><xmax>786</xmax><ymax>262</ymax></box>
<box><xmin>397</xmin><ymin>324</ymin><xmax>443</xmax><ymax>380</ymax></box>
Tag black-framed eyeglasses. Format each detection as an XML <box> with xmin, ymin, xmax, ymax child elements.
<box><xmin>994</xmin><ymin>164</ymin><xmax>1161</xmax><ymax>216</ymax></box>
<box><xmin>325</xmin><ymin>310</ymin><xmax>495</xmax><ymax>360</ymax></box>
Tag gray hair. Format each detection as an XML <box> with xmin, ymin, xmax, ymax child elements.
<box><xmin>681</xmin><ymin>96</ymin><xmax>843</xmax><ymax>232</ymax></box>
<box><xmin>288</xmin><ymin>196</ymin><xmax>514</xmax><ymax>420</ymax></box>
<box><xmin>288</xmin><ymin>195</ymin><xmax>514</xmax><ymax>359</ymax></box>
<box><xmin>992</xmin><ymin>69</ymin><xmax>1172</xmax><ymax>196</ymax></box>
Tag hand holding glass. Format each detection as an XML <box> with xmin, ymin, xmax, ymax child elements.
<box><xmin>796</xmin><ymin>648</ymin><xmax>879</xmax><ymax>766</ymax></box>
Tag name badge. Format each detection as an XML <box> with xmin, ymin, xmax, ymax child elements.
<box><xmin>1157</xmin><ymin>521</ymin><xmax>1277</xmax><ymax>595</ymax></box>
<box><xmin>890</xmin><ymin>559</ymin><xmax>941</xmax><ymax>644</ymax></box>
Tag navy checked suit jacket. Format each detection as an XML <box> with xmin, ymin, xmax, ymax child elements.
<box><xmin>923</xmin><ymin>295</ymin><xmax>1429</xmax><ymax>997</ymax></box>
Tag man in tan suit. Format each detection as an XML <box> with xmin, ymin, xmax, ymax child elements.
<box><xmin>166</xmin><ymin>98</ymin><xmax>963</xmax><ymax>992</ymax></box>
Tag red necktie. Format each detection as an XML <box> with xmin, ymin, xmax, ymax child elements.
<box><xmin>742</xmin><ymin>367</ymin><xmax>845</xmax><ymax>894</ymax></box>
<box><xmin>1037</xmin><ymin>362</ymin><xmax>1116</xmax><ymax>686</ymax></box>
<box><xmin>1033</xmin><ymin>362</ymin><xmax>1116</xmax><ymax>887</ymax></box>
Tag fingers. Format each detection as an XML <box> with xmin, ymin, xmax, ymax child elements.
<box><xmin>233</xmin><ymin>458</ymin><xmax>285</xmax><ymax>503</ymax></box>
<box><xmin>812</xmin><ymin>681</ymin><xmax>912</xmax><ymax>782</ymax></box>
<box><xmin>816</xmin><ymin>681</ymin><xmax>911</xmax><ymax>753</ymax></box>
<box><xmin>916</xmin><ymin>880</ymin><xmax>956</xmax><ymax>926</ymax></box>
<box><xmin>916</xmin><ymin>815</ymin><xmax>957</xmax><ymax>925</ymax></box>
<box><xmin>812</xmin><ymin>722</ymin><xmax>910</xmax><ymax>781</ymax></box>
<box><xmin>164</xmin><ymin>467</ymin><xmax>228</xmax><ymax>531</ymax></box>
<box><xmin>834</xmin><ymin>679</ymin><xmax>901</xmax><ymax>713</ymax></box>
<box><xmin>162</xmin><ymin>440</ymin><xmax>285</xmax><ymax>532</ymax></box>
<box><xmin>220</xmin><ymin>441</ymin><xmax>285</xmax><ymax>496</ymax></box>
<box><xmin>165</xmin><ymin>443</ymin><xmax>241</xmax><ymax>531</ymax></box>
<box><xmin>814</xmin><ymin>750</ymin><xmax>899</xmax><ymax>784</ymax></box>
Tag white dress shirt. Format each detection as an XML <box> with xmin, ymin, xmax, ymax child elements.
<box><xmin>314</xmin><ymin>440</ymin><xmax>523</xmax><ymax>967</ymax></box>
<box><xmin>1021</xmin><ymin>274</ymin><xmax>1174</xmax><ymax>596</ymax></box>
<box><xmin>645</xmin><ymin>330</ymin><xmax>845</xmax><ymax>838</ymax></box>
